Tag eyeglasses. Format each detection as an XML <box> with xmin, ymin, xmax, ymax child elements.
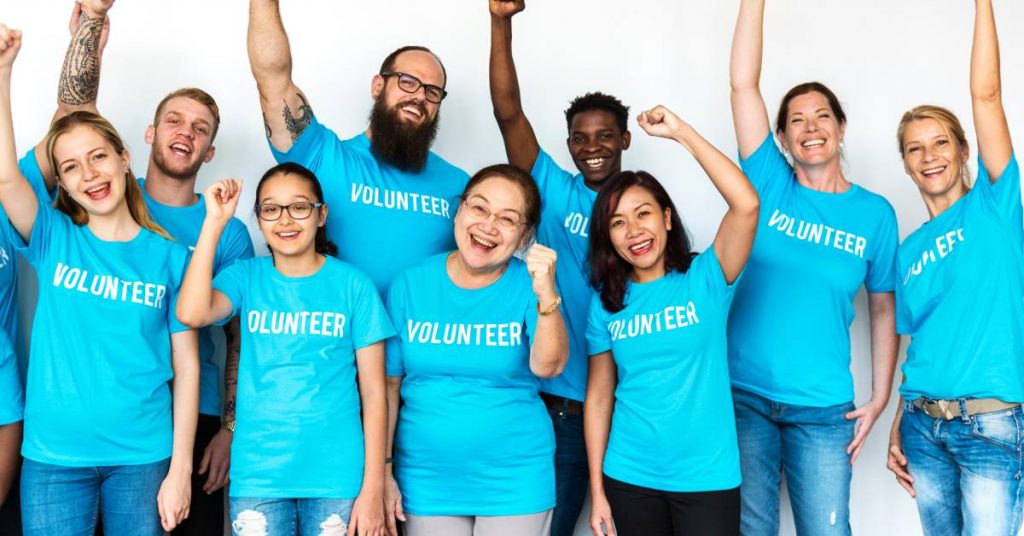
<box><xmin>379</xmin><ymin>71</ymin><xmax>448</xmax><ymax>104</ymax></box>
<box><xmin>462</xmin><ymin>200</ymin><xmax>524</xmax><ymax>230</ymax></box>
<box><xmin>256</xmin><ymin>202</ymin><xmax>324</xmax><ymax>221</ymax></box>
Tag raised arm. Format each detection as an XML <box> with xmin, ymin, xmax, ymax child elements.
<box><xmin>0</xmin><ymin>25</ymin><xmax>40</xmax><ymax>242</ymax></box>
<box><xmin>730</xmin><ymin>0</ymin><xmax>772</xmax><ymax>158</ymax></box>
<box><xmin>639</xmin><ymin>106</ymin><xmax>759</xmax><ymax>283</ymax></box>
<box><xmin>525</xmin><ymin>244</ymin><xmax>568</xmax><ymax>378</ymax></box>
<box><xmin>971</xmin><ymin>0</ymin><xmax>1012</xmax><ymax>180</ymax></box>
<box><xmin>248</xmin><ymin>0</ymin><xmax>315</xmax><ymax>153</ymax></box>
<box><xmin>176</xmin><ymin>180</ymin><xmax>242</xmax><ymax>328</ymax></box>
<box><xmin>33</xmin><ymin>1</ymin><xmax>113</xmax><ymax>190</ymax></box>
<box><xmin>489</xmin><ymin>0</ymin><xmax>541</xmax><ymax>171</ymax></box>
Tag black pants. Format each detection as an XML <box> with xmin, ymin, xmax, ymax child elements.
<box><xmin>171</xmin><ymin>414</ymin><xmax>225</xmax><ymax>536</ymax></box>
<box><xmin>603</xmin><ymin>475</ymin><xmax>740</xmax><ymax>536</ymax></box>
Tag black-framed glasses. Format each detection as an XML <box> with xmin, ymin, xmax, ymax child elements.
<box><xmin>256</xmin><ymin>202</ymin><xmax>324</xmax><ymax>221</ymax></box>
<box><xmin>461</xmin><ymin>199</ymin><xmax>524</xmax><ymax>230</ymax></box>
<box><xmin>380</xmin><ymin>71</ymin><xmax>448</xmax><ymax>104</ymax></box>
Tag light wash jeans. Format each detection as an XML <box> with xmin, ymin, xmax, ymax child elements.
<box><xmin>230</xmin><ymin>497</ymin><xmax>355</xmax><ymax>536</ymax></box>
<box><xmin>20</xmin><ymin>457</ymin><xmax>169</xmax><ymax>536</ymax></box>
<box><xmin>901</xmin><ymin>399</ymin><xmax>1024</xmax><ymax>536</ymax></box>
<box><xmin>732</xmin><ymin>387</ymin><xmax>855</xmax><ymax>536</ymax></box>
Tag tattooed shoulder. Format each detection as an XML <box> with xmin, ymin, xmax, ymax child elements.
<box><xmin>282</xmin><ymin>93</ymin><xmax>314</xmax><ymax>142</ymax></box>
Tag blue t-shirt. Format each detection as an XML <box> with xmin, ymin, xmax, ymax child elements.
<box><xmin>587</xmin><ymin>249</ymin><xmax>741</xmax><ymax>492</ymax></box>
<box><xmin>0</xmin><ymin>331</ymin><xmax>19</xmax><ymax>426</ymax></box>
<box><xmin>271</xmin><ymin>116</ymin><xmax>469</xmax><ymax>297</ymax></box>
<box><xmin>16</xmin><ymin>194</ymin><xmax>190</xmax><ymax>466</ymax></box>
<box><xmin>140</xmin><ymin>178</ymin><xmax>255</xmax><ymax>416</ymax></box>
<box><xmin>530</xmin><ymin>150</ymin><xmax>597</xmax><ymax>402</ymax></box>
<box><xmin>897</xmin><ymin>155</ymin><xmax>1024</xmax><ymax>402</ymax></box>
<box><xmin>728</xmin><ymin>134</ymin><xmax>899</xmax><ymax>407</ymax></box>
<box><xmin>386</xmin><ymin>254</ymin><xmax>554</xmax><ymax>516</ymax></box>
<box><xmin>214</xmin><ymin>256</ymin><xmax>394</xmax><ymax>498</ymax></box>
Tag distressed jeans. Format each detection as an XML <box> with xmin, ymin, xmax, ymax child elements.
<box><xmin>230</xmin><ymin>497</ymin><xmax>354</xmax><ymax>536</ymax></box>
<box><xmin>732</xmin><ymin>388</ymin><xmax>854</xmax><ymax>536</ymax></box>
<box><xmin>900</xmin><ymin>399</ymin><xmax>1024</xmax><ymax>536</ymax></box>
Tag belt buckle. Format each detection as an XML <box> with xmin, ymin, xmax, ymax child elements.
<box><xmin>923</xmin><ymin>399</ymin><xmax>956</xmax><ymax>420</ymax></box>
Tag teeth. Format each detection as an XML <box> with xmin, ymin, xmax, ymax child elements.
<box><xmin>402</xmin><ymin>106</ymin><xmax>422</xmax><ymax>117</ymax></box>
<box><xmin>472</xmin><ymin>235</ymin><xmax>496</xmax><ymax>248</ymax></box>
<box><xmin>170</xmin><ymin>142</ymin><xmax>191</xmax><ymax>154</ymax></box>
<box><xmin>585</xmin><ymin>158</ymin><xmax>605</xmax><ymax>168</ymax></box>
<box><xmin>86</xmin><ymin>184</ymin><xmax>108</xmax><ymax>194</ymax></box>
<box><xmin>802</xmin><ymin>139</ymin><xmax>825</xmax><ymax>148</ymax></box>
<box><xmin>277</xmin><ymin>231</ymin><xmax>298</xmax><ymax>238</ymax></box>
<box><xmin>629</xmin><ymin>239</ymin><xmax>652</xmax><ymax>252</ymax></box>
<box><xmin>922</xmin><ymin>166</ymin><xmax>946</xmax><ymax>176</ymax></box>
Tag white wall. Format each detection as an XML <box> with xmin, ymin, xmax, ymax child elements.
<box><xmin>6</xmin><ymin>1</ymin><xmax>1024</xmax><ymax>534</ymax></box>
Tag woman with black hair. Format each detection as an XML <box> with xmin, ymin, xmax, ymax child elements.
<box><xmin>584</xmin><ymin>105</ymin><xmax>759</xmax><ymax>536</ymax></box>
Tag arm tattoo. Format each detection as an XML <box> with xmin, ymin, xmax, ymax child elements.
<box><xmin>282</xmin><ymin>93</ymin><xmax>314</xmax><ymax>142</ymax></box>
<box><xmin>263</xmin><ymin>112</ymin><xmax>272</xmax><ymax>140</ymax></box>
<box><xmin>222</xmin><ymin>318</ymin><xmax>241</xmax><ymax>422</ymax></box>
<box><xmin>58</xmin><ymin>12</ymin><xmax>104</xmax><ymax>106</ymax></box>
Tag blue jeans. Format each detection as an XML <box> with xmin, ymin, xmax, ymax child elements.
<box><xmin>900</xmin><ymin>400</ymin><xmax>1024</xmax><ymax>536</ymax></box>
<box><xmin>732</xmin><ymin>388</ymin><xmax>854</xmax><ymax>536</ymax></box>
<box><xmin>20</xmin><ymin>457</ymin><xmax>169</xmax><ymax>536</ymax></box>
<box><xmin>548</xmin><ymin>401</ymin><xmax>588</xmax><ymax>536</ymax></box>
<box><xmin>230</xmin><ymin>497</ymin><xmax>354</xmax><ymax>536</ymax></box>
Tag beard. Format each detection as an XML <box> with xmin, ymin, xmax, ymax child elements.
<box><xmin>367</xmin><ymin>98</ymin><xmax>440</xmax><ymax>173</ymax></box>
<box><xmin>151</xmin><ymin>144</ymin><xmax>204</xmax><ymax>181</ymax></box>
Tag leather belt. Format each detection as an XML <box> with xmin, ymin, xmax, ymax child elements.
<box><xmin>540</xmin><ymin>393</ymin><xmax>584</xmax><ymax>416</ymax></box>
<box><xmin>913</xmin><ymin>398</ymin><xmax>1019</xmax><ymax>420</ymax></box>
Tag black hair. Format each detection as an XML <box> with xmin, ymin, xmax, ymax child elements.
<box><xmin>254</xmin><ymin>162</ymin><xmax>338</xmax><ymax>257</ymax></box>
<box><xmin>564</xmin><ymin>92</ymin><xmax>630</xmax><ymax>134</ymax></box>
<box><xmin>379</xmin><ymin>45</ymin><xmax>448</xmax><ymax>88</ymax></box>
<box><xmin>775</xmin><ymin>82</ymin><xmax>847</xmax><ymax>134</ymax></box>
<box><xmin>588</xmin><ymin>170</ymin><xmax>695</xmax><ymax>313</ymax></box>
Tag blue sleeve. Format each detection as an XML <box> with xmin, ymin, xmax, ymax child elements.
<box><xmin>384</xmin><ymin>274</ymin><xmax>408</xmax><ymax>377</ymax></box>
<box><xmin>739</xmin><ymin>133</ymin><xmax>793</xmax><ymax>195</ymax></box>
<box><xmin>585</xmin><ymin>293</ymin><xmax>612</xmax><ymax>356</ymax></box>
<box><xmin>19</xmin><ymin>149</ymin><xmax>56</xmax><ymax>201</ymax></box>
<box><xmin>0</xmin><ymin>333</ymin><xmax>23</xmax><ymax>426</ymax></box>
<box><xmin>268</xmin><ymin>115</ymin><xmax>340</xmax><ymax>174</ymax></box>
<box><xmin>692</xmin><ymin>247</ymin><xmax>739</xmax><ymax>308</ymax></box>
<box><xmin>894</xmin><ymin>250</ymin><xmax>912</xmax><ymax>334</ymax></box>
<box><xmin>13</xmin><ymin>194</ymin><xmax>60</xmax><ymax>267</ymax></box>
<box><xmin>213</xmin><ymin>219</ymin><xmax>256</xmax><ymax>275</ymax></box>
<box><xmin>531</xmin><ymin>149</ymin><xmax>576</xmax><ymax>205</ymax></box>
<box><xmin>974</xmin><ymin>154</ymin><xmax>1021</xmax><ymax>232</ymax></box>
<box><xmin>350</xmin><ymin>269</ymin><xmax>396</xmax><ymax>350</ymax></box>
<box><xmin>166</xmin><ymin>246</ymin><xmax>192</xmax><ymax>334</ymax></box>
<box><xmin>865</xmin><ymin>201</ymin><xmax>899</xmax><ymax>293</ymax></box>
<box><xmin>211</xmin><ymin>259</ymin><xmax>248</xmax><ymax>321</ymax></box>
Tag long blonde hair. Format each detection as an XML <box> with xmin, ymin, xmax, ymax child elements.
<box><xmin>897</xmin><ymin>105</ymin><xmax>972</xmax><ymax>186</ymax></box>
<box><xmin>45</xmin><ymin>111</ymin><xmax>171</xmax><ymax>240</ymax></box>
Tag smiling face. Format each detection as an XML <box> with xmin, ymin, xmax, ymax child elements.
<box><xmin>453</xmin><ymin>176</ymin><xmax>531</xmax><ymax>274</ymax></box>
<box><xmin>372</xmin><ymin>50</ymin><xmax>445</xmax><ymax>127</ymax></box>
<box><xmin>777</xmin><ymin>91</ymin><xmax>845</xmax><ymax>168</ymax></box>
<box><xmin>256</xmin><ymin>172</ymin><xmax>327</xmax><ymax>259</ymax></box>
<box><xmin>53</xmin><ymin>124</ymin><xmax>131</xmax><ymax>217</ymax></box>
<box><xmin>608</xmin><ymin>185</ymin><xmax>671</xmax><ymax>282</ymax></box>
<box><xmin>146</xmin><ymin>96</ymin><xmax>217</xmax><ymax>180</ymax></box>
<box><xmin>567</xmin><ymin>109</ymin><xmax>631</xmax><ymax>189</ymax></box>
<box><xmin>900</xmin><ymin>117</ymin><xmax>969</xmax><ymax>203</ymax></box>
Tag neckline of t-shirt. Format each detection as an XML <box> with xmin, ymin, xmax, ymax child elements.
<box><xmin>267</xmin><ymin>255</ymin><xmax>332</xmax><ymax>282</ymax></box>
<box><xmin>82</xmin><ymin>222</ymin><xmax>149</xmax><ymax>247</ymax></box>
<box><xmin>441</xmin><ymin>252</ymin><xmax>515</xmax><ymax>293</ymax></box>
<box><xmin>138</xmin><ymin>177</ymin><xmax>205</xmax><ymax>215</ymax></box>
<box><xmin>921</xmin><ymin>188</ymin><xmax>971</xmax><ymax>227</ymax></box>
<box><xmin>792</xmin><ymin>178</ymin><xmax>861</xmax><ymax>200</ymax></box>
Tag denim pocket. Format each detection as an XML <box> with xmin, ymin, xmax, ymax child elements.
<box><xmin>970</xmin><ymin>407</ymin><xmax>1023</xmax><ymax>454</ymax></box>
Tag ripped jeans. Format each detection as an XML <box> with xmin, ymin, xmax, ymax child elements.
<box><xmin>230</xmin><ymin>497</ymin><xmax>354</xmax><ymax>536</ymax></box>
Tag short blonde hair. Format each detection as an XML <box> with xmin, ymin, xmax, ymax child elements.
<box><xmin>897</xmin><ymin>105</ymin><xmax>971</xmax><ymax>185</ymax></box>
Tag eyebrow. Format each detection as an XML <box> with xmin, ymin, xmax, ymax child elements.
<box><xmin>259</xmin><ymin>194</ymin><xmax>312</xmax><ymax>204</ymax></box>
<box><xmin>611</xmin><ymin>202</ymin><xmax>653</xmax><ymax>218</ymax></box>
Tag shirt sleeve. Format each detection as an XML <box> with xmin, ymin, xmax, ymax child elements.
<box><xmin>974</xmin><ymin>154</ymin><xmax>1022</xmax><ymax>232</ymax></box>
<box><xmin>894</xmin><ymin>251</ymin><xmax>912</xmax><ymax>335</ymax></box>
<box><xmin>268</xmin><ymin>114</ymin><xmax>339</xmax><ymax>174</ymax></box>
<box><xmin>350</xmin><ymin>268</ymin><xmax>397</xmax><ymax>350</ymax></box>
<box><xmin>213</xmin><ymin>219</ymin><xmax>256</xmax><ymax>274</ymax></box>
<box><xmin>585</xmin><ymin>293</ymin><xmax>612</xmax><ymax>356</ymax></box>
<box><xmin>530</xmin><ymin>149</ymin><xmax>576</xmax><ymax>204</ymax></box>
<box><xmin>692</xmin><ymin>247</ymin><xmax>740</xmax><ymax>308</ymax></box>
<box><xmin>19</xmin><ymin>148</ymin><xmax>56</xmax><ymax>201</ymax></box>
<box><xmin>13</xmin><ymin>193</ymin><xmax>60</xmax><ymax>266</ymax></box>
<box><xmin>865</xmin><ymin>201</ymin><xmax>899</xmax><ymax>293</ymax></box>
<box><xmin>211</xmin><ymin>259</ymin><xmax>248</xmax><ymax>321</ymax></box>
<box><xmin>739</xmin><ymin>133</ymin><xmax>793</xmax><ymax>195</ymax></box>
<box><xmin>384</xmin><ymin>274</ymin><xmax>408</xmax><ymax>377</ymax></box>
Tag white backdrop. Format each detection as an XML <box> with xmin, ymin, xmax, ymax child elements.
<box><xmin>5</xmin><ymin>1</ymin><xmax>1024</xmax><ymax>535</ymax></box>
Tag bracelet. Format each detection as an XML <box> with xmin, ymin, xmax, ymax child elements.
<box><xmin>537</xmin><ymin>295</ymin><xmax>562</xmax><ymax>316</ymax></box>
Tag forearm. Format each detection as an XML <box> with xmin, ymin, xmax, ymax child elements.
<box><xmin>176</xmin><ymin>219</ymin><xmax>225</xmax><ymax>327</ymax></box>
<box><xmin>359</xmin><ymin>382</ymin><xmax>387</xmax><ymax>496</ymax></box>
<box><xmin>970</xmin><ymin>0</ymin><xmax>1000</xmax><ymax>103</ymax></box>
<box><xmin>169</xmin><ymin>331</ymin><xmax>200</xmax><ymax>477</ymax></box>
<box><xmin>384</xmin><ymin>377</ymin><xmax>402</xmax><ymax>468</ymax></box>
<box><xmin>248</xmin><ymin>0</ymin><xmax>293</xmax><ymax>92</ymax></box>
<box><xmin>56</xmin><ymin>8</ymin><xmax>105</xmax><ymax>113</ymax></box>
<box><xmin>221</xmin><ymin>317</ymin><xmax>241</xmax><ymax>422</ymax></box>
<box><xmin>730</xmin><ymin>0</ymin><xmax>765</xmax><ymax>92</ymax></box>
<box><xmin>0</xmin><ymin>66</ymin><xmax>37</xmax><ymax>239</ymax></box>
<box><xmin>530</xmin><ymin>309</ymin><xmax>568</xmax><ymax>379</ymax></box>
<box><xmin>489</xmin><ymin>16</ymin><xmax>524</xmax><ymax>124</ymax></box>
<box><xmin>0</xmin><ymin>422</ymin><xmax>21</xmax><ymax>504</ymax></box>
<box><xmin>584</xmin><ymin>399</ymin><xmax>612</xmax><ymax>496</ymax></box>
<box><xmin>868</xmin><ymin>293</ymin><xmax>898</xmax><ymax>407</ymax></box>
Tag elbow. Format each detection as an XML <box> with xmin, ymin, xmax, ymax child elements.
<box><xmin>971</xmin><ymin>83</ymin><xmax>1002</xmax><ymax>105</ymax></box>
<box><xmin>532</xmin><ymin>351</ymin><xmax>568</xmax><ymax>379</ymax></box>
<box><xmin>492</xmin><ymin>104</ymin><xmax>524</xmax><ymax>128</ymax></box>
<box><xmin>175</xmin><ymin>306</ymin><xmax>205</xmax><ymax>330</ymax></box>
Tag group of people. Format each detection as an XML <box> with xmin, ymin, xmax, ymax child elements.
<box><xmin>0</xmin><ymin>0</ymin><xmax>1020</xmax><ymax>535</ymax></box>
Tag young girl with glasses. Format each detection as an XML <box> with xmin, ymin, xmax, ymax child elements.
<box><xmin>177</xmin><ymin>162</ymin><xmax>394</xmax><ymax>536</ymax></box>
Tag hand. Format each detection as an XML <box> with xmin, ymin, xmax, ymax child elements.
<box><xmin>198</xmin><ymin>428</ymin><xmax>231</xmax><ymax>494</ymax></box>
<box><xmin>589</xmin><ymin>492</ymin><xmax>616</xmax><ymax>536</ymax></box>
<box><xmin>0</xmin><ymin>25</ymin><xmax>23</xmax><ymax>70</ymax></box>
<box><xmin>349</xmin><ymin>487</ymin><xmax>385</xmax><ymax>536</ymax></box>
<box><xmin>637</xmin><ymin>105</ymin><xmax>690</xmax><ymax>140</ymax></box>
<box><xmin>525</xmin><ymin>243</ymin><xmax>558</xmax><ymax>305</ymax></box>
<box><xmin>76</xmin><ymin>0</ymin><xmax>116</xmax><ymax>19</ymax></box>
<box><xmin>887</xmin><ymin>425</ymin><xmax>915</xmax><ymax>497</ymax></box>
<box><xmin>844</xmin><ymin>398</ymin><xmax>886</xmax><ymax>464</ymax></box>
<box><xmin>69</xmin><ymin>2</ymin><xmax>113</xmax><ymax>55</ymax></box>
<box><xmin>157</xmin><ymin>469</ymin><xmax>191</xmax><ymax>532</ymax></box>
<box><xmin>383</xmin><ymin>472</ymin><xmax>405</xmax><ymax>536</ymax></box>
<box><xmin>489</xmin><ymin>0</ymin><xmax>525</xmax><ymax>18</ymax></box>
<box><xmin>204</xmin><ymin>179</ymin><xmax>243</xmax><ymax>226</ymax></box>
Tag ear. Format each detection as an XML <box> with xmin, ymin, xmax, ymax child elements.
<box><xmin>838</xmin><ymin>121</ymin><xmax>846</xmax><ymax>141</ymax></box>
<box><xmin>960</xmin><ymin>144</ymin><xmax>970</xmax><ymax>164</ymax></box>
<box><xmin>371</xmin><ymin>74</ymin><xmax>385</xmax><ymax>100</ymax></box>
<box><xmin>775</xmin><ymin>130</ymin><xmax>790</xmax><ymax>154</ymax></box>
<box><xmin>663</xmin><ymin>207</ymin><xmax>672</xmax><ymax>231</ymax></box>
<box><xmin>622</xmin><ymin>130</ymin><xmax>632</xmax><ymax>150</ymax></box>
<box><xmin>318</xmin><ymin>203</ymin><xmax>329</xmax><ymax>228</ymax></box>
<box><xmin>517</xmin><ymin>228</ymin><xmax>535</xmax><ymax>251</ymax></box>
<box><xmin>144</xmin><ymin>125</ymin><xmax>155</xmax><ymax>145</ymax></box>
<box><xmin>120</xmin><ymin>149</ymin><xmax>131</xmax><ymax>174</ymax></box>
<box><xmin>202</xmin><ymin>144</ymin><xmax>217</xmax><ymax>164</ymax></box>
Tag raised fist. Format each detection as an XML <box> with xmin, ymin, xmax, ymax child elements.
<box><xmin>489</xmin><ymin>0</ymin><xmax>526</xmax><ymax>18</ymax></box>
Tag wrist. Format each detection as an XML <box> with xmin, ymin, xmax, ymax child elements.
<box><xmin>168</xmin><ymin>460</ymin><xmax>193</xmax><ymax>477</ymax></box>
<box><xmin>537</xmin><ymin>295</ymin><xmax>561</xmax><ymax>316</ymax></box>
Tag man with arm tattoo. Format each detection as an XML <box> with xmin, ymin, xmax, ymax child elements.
<box><xmin>248</xmin><ymin>0</ymin><xmax>469</xmax><ymax>298</ymax></box>
<box><xmin>21</xmin><ymin>3</ymin><xmax>256</xmax><ymax>533</ymax></box>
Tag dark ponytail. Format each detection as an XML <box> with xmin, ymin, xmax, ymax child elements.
<box><xmin>254</xmin><ymin>162</ymin><xmax>339</xmax><ymax>257</ymax></box>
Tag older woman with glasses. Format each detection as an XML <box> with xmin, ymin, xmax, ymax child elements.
<box><xmin>382</xmin><ymin>164</ymin><xmax>569</xmax><ymax>536</ymax></box>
